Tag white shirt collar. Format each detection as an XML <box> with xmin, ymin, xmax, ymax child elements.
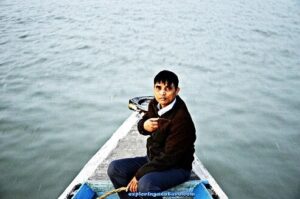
<box><xmin>157</xmin><ymin>98</ymin><xmax>177</xmax><ymax>116</ymax></box>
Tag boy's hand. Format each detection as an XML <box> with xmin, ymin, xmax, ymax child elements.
<box><xmin>127</xmin><ymin>177</ymin><xmax>138</xmax><ymax>192</ymax></box>
<box><xmin>143</xmin><ymin>118</ymin><xmax>159</xmax><ymax>132</ymax></box>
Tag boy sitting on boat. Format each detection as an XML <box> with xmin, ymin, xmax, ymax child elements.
<box><xmin>107</xmin><ymin>70</ymin><xmax>196</xmax><ymax>198</ymax></box>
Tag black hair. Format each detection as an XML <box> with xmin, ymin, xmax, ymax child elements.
<box><xmin>154</xmin><ymin>70</ymin><xmax>179</xmax><ymax>88</ymax></box>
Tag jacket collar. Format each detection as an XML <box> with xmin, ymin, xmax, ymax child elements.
<box><xmin>153</xmin><ymin>96</ymin><xmax>182</xmax><ymax>117</ymax></box>
<box><xmin>157</xmin><ymin>98</ymin><xmax>177</xmax><ymax>116</ymax></box>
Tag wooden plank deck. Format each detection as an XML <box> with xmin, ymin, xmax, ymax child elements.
<box><xmin>88</xmin><ymin>122</ymin><xmax>147</xmax><ymax>181</ymax></box>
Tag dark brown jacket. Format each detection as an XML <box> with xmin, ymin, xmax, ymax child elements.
<box><xmin>135</xmin><ymin>96</ymin><xmax>196</xmax><ymax>180</ymax></box>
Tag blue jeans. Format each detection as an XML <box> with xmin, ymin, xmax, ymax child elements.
<box><xmin>107</xmin><ymin>156</ymin><xmax>191</xmax><ymax>199</ymax></box>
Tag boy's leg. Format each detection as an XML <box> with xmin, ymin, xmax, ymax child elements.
<box><xmin>138</xmin><ymin>168</ymin><xmax>191</xmax><ymax>199</ymax></box>
<box><xmin>107</xmin><ymin>156</ymin><xmax>148</xmax><ymax>198</ymax></box>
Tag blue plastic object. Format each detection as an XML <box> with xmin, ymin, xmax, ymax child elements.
<box><xmin>73</xmin><ymin>183</ymin><xmax>97</xmax><ymax>199</ymax></box>
<box><xmin>193</xmin><ymin>180</ymin><xmax>213</xmax><ymax>199</ymax></box>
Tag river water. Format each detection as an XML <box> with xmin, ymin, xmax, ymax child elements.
<box><xmin>1</xmin><ymin>0</ymin><xmax>300</xmax><ymax>198</ymax></box>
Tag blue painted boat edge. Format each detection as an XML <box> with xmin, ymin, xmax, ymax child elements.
<box><xmin>72</xmin><ymin>179</ymin><xmax>215</xmax><ymax>199</ymax></box>
<box><xmin>72</xmin><ymin>183</ymin><xmax>97</xmax><ymax>199</ymax></box>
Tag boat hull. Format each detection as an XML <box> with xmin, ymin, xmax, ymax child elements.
<box><xmin>59</xmin><ymin>106</ymin><xmax>228</xmax><ymax>199</ymax></box>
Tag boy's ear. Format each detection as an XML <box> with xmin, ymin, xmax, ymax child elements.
<box><xmin>176</xmin><ymin>87</ymin><xmax>180</xmax><ymax>95</ymax></box>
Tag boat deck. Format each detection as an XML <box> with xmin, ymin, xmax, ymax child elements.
<box><xmin>88</xmin><ymin>122</ymin><xmax>199</xmax><ymax>181</ymax></box>
<box><xmin>88</xmin><ymin>123</ymin><xmax>147</xmax><ymax>181</ymax></box>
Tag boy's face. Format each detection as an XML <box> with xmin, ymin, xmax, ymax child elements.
<box><xmin>154</xmin><ymin>81</ymin><xmax>180</xmax><ymax>108</ymax></box>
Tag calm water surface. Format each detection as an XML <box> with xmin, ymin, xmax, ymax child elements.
<box><xmin>1</xmin><ymin>0</ymin><xmax>300</xmax><ymax>198</ymax></box>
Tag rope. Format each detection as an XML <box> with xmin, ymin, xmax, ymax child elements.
<box><xmin>96</xmin><ymin>187</ymin><xmax>128</xmax><ymax>199</ymax></box>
